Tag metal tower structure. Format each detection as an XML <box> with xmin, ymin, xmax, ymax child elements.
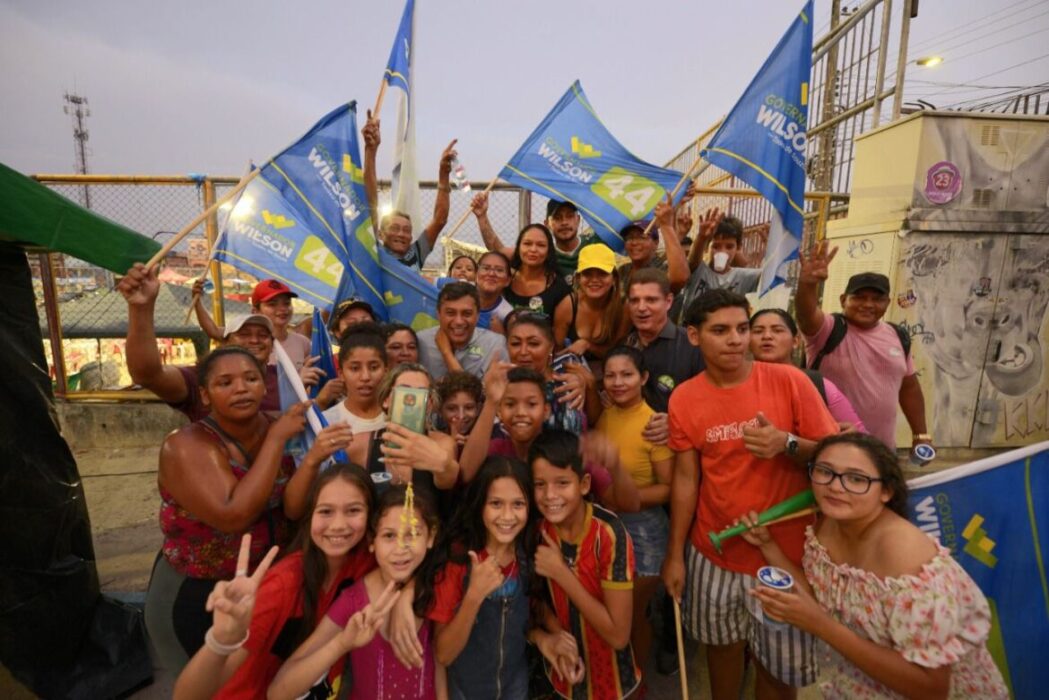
<box><xmin>63</xmin><ymin>92</ymin><xmax>91</xmax><ymax>208</ymax></box>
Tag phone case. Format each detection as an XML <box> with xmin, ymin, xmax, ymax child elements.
<box><xmin>388</xmin><ymin>386</ymin><xmax>429</xmax><ymax>435</ymax></box>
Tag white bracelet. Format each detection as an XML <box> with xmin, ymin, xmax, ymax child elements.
<box><xmin>204</xmin><ymin>626</ymin><xmax>249</xmax><ymax>656</ymax></box>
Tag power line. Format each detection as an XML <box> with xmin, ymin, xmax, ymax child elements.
<box><xmin>918</xmin><ymin>53</ymin><xmax>1049</xmax><ymax>101</ymax></box>
<box><xmin>907</xmin><ymin>0</ymin><xmax>1042</xmax><ymax>54</ymax></box>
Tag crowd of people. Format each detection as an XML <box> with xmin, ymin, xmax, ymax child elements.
<box><xmin>112</xmin><ymin>117</ymin><xmax>1007</xmax><ymax>699</ymax></box>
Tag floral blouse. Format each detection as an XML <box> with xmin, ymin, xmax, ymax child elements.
<box><xmin>803</xmin><ymin>527</ymin><xmax>1008</xmax><ymax>699</ymax></box>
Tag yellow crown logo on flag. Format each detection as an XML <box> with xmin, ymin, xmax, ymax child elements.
<box><xmin>342</xmin><ymin>154</ymin><xmax>364</xmax><ymax>182</ymax></box>
<box><xmin>571</xmin><ymin>136</ymin><xmax>602</xmax><ymax>159</ymax></box>
<box><xmin>261</xmin><ymin>210</ymin><xmax>295</xmax><ymax>229</ymax></box>
<box><xmin>962</xmin><ymin>514</ymin><xmax>998</xmax><ymax>568</ymax></box>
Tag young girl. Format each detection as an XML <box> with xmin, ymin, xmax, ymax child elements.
<box><xmin>320</xmin><ymin>324</ymin><xmax>388</xmax><ymax>466</ymax></box>
<box><xmin>742</xmin><ymin>433</ymin><xmax>1008</xmax><ymax>699</ymax></box>
<box><xmin>475</xmin><ymin>251</ymin><xmax>514</xmax><ymax>334</ymax></box>
<box><xmin>173</xmin><ymin>463</ymin><xmax>380</xmax><ymax>698</ymax></box>
<box><xmin>425</xmin><ymin>457</ymin><xmax>541</xmax><ymax>698</ymax></box>
<box><xmin>269</xmin><ymin>487</ymin><xmax>443</xmax><ymax>700</ymax></box>
<box><xmin>529</xmin><ymin>430</ymin><xmax>640</xmax><ymax>700</ymax></box>
<box><xmin>447</xmin><ymin>255</ymin><xmax>478</xmax><ymax>283</ymax></box>
<box><xmin>435</xmin><ymin>370</ymin><xmax>484</xmax><ymax>450</ymax></box>
<box><xmin>595</xmin><ymin>346</ymin><xmax>673</xmax><ymax>673</ymax></box>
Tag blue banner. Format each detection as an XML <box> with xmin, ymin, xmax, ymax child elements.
<box><xmin>274</xmin><ymin>341</ymin><xmax>347</xmax><ymax>468</ymax></box>
<box><xmin>212</xmin><ymin>175</ymin><xmax>341</xmax><ymax>309</ymax></box>
<box><xmin>308</xmin><ymin>308</ymin><xmax>338</xmax><ymax>400</ymax></box>
<box><xmin>384</xmin><ymin>0</ymin><xmax>413</xmax><ymax>94</ymax></box>
<box><xmin>701</xmin><ymin>1</ymin><xmax>812</xmax><ymax>294</ymax></box>
<box><xmin>383</xmin><ymin>0</ymin><xmax>419</xmax><ymax>221</ymax></box>
<box><xmin>499</xmin><ymin>81</ymin><xmax>685</xmax><ymax>252</ymax></box>
<box><xmin>908</xmin><ymin>443</ymin><xmax>1049</xmax><ymax>699</ymax></box>
<box><xmin>378</xmin><ymin>247</ymin><xmax>439</xmax><ymax>331</ymax></box>
<box><xmin>259</xmin><ymin>102</ymin><xmax>386</xmax><ymax>317</ymax></box>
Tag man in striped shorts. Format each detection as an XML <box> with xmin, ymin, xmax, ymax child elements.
<box><xmin>661</xmin><ymin>290</ymin><xmax>838</xmax><ymax>699</ymax></box>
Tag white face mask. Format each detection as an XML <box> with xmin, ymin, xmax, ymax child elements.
<box><xmin>712</xmin><ymin>251</ymin><xmax>730</xmax><ymax>272</ymax></box>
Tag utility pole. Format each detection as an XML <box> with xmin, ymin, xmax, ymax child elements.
<box><xmin>63</xmin><ymin>92</ymin><xmax>91</xmax><ymax>208</ymax></box>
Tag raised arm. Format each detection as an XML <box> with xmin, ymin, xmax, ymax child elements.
<box><xmin>162</xmin><ymin>404</ymin><xmax>307</xmax><ymax>534</ymax></box>
<box><xmin>363</xmin><ymin>111</ymin><xmax>380</xmax><ymax>237</ymax></box>
<box><xmin>458</xmin><ymin>361</ymin><xmax>510</xmax><ymax>482</ymax></box>
<box><xmin>191</xmin><ymin>277</ymin><xmax>225</xmax><ymax>342</ymax></box>
<box><xmin>687</xmin><ymin>207</ymin><xmax>721</xmax><ymax>271</ymax></box>
<box><xmin>422</xmin><ymin>139</ymin><xmax>457</xmax><ymax>248</ymax></box>
<box><xmin>119</xmin><ymin>263</ymin><xmax>191</xmax><ymax>402</ymax></box>
<box><xmin>655</xmin><ymin>195</ymin><xmax>689</xmax><ymax>293</ymax></box>
<box><xmin>795</xmin><ymin>241</ymin><xmax>837</xmax><ymax>337</ymax></box>
<box><xmin>471</xmin><ymin>192</ymin><xmax>514</xmax><ymax>259</ymax></box>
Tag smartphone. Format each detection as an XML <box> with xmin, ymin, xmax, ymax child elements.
<box><xmin>388</xmin><ymin>385</ymin><xmax>429</xmax><ymax>435</ymax></box>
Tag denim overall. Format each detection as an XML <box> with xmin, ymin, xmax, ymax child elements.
<box><xmin>447</xmin><ymin>554</ymin><xmax>531</xmax><ymax>699</ymax></box>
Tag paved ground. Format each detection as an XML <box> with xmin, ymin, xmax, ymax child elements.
<box><xmin>2</xmin><ymin>440</ymin><xmax>972</xmax><ymax>698</ymax></box>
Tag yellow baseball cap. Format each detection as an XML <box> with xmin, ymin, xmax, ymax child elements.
<box><xmin>576</xmin><ymin>243</ymin><xmax>617</xmax><ymax>274</ymax></box>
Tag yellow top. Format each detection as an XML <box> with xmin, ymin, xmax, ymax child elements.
<box><xmin>596</xmin><ymin>401</ymin><xmax>673</xmax><ymax>488</ymax></box>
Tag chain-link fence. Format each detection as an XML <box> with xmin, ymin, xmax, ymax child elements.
<box><xmin>31</xmin><ymin>174</ymin><xmax>539</xmax><ymax>399</ymax></box>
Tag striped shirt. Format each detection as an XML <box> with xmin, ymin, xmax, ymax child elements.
<box><xmin>542</xmin><ymin>503</ymin><xmax>640</xmax><ymax>700</ymax></box>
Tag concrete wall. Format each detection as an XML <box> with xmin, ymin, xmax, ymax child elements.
<box><xmin>56</xmin><ymin>400</ymin><xmax>186</xmax><ymax>451</ymax></box>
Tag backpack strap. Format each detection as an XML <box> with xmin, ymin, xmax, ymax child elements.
<box><xmin>890</xmin><ymin>322</ymin><xmax>912</xmax><ymax>358</ymax></box>
<box><xmin>809</xmin><ymin>313</ymin><xmax>848</xmax><ymax>370</ymax></box>
<box><xmin>801</xmin><ymin>368</ymin><xmax>829</xmax><ymax>405</ymax></box>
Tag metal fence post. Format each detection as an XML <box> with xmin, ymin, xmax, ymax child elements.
<box><xmin>38</xmin><ymin>252</ymin><xmax>68</xmax><ymax>397</ymax></box>
<box><xmin>892</xmin><ymin>0</ymin><xmax>914</xmax><ymax>120</ymax></box>
<box><xmin>518</xmin><ymin>190</ymin><xmax>532</xmax><ymax>231</ymax></box>
<box><xmin>202</xmin><ymin>178</ymin><xmax>225</xmax><ymax>328</ymax></box>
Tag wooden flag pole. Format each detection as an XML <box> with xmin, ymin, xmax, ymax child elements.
<box><xmin>145</xmin><ymin>168</ymin><xmax>261</xmax><ymax>272</ymax></box>
<box><xmin>641</xmin><ymin>156</ymin><xmax>709</xmax><ymax>238</ymax></box>
<box><xmin>441</xmin><ymin>176</ymin><xmax>500</xmax><ymax>243</ymax></box>
<box><xmin>183</xmin><ymin>163</ymin><xmax>254</xmax><ymax>322</ymax></box>
<box><xmin>373</xmin><ymin>80</ymin><xmax>388</xmax><ymax>120</ymax></box>
<box><xmin>673</xmin><ymin>599</ymin><xmax>689</xmax><ymax>700</ymax></box>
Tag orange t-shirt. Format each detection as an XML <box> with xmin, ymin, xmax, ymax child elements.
<box><xmin>668</xmin><ymin>361</ymin><xmax>838</xmax><ymax>574</ymax></box>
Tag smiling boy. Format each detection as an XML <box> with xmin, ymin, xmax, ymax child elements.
<box><xmin>530</xmin><ymin>430</ymin><xmax>640</xmax><ymax>700</ymax></box>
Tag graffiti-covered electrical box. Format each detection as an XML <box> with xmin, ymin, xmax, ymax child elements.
<box><xmin>821</xmin><ymin>111</ymin><xmax>1049</xmax><ymax>449</ymax></box>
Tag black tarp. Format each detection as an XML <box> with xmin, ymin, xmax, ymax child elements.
<box><xmin>0</xmin><ymin>242</ymin><xmax>152</xmax><ymax>697</ymax></box>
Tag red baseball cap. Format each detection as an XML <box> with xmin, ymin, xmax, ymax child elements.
<box><xmin>251</xmin><ymin>279</ymin><xmax>298</xmax><ymax>306</ymax></box>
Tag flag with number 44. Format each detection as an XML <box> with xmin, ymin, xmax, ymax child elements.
<box><xmin>500</xmin><ymin>81</ymin><xmax>686</xmax><ymax>252</ymax></box>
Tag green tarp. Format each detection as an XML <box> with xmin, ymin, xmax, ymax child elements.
<box><xmin>0</xmin><ymin>162</ymin><xmax>161</xmax><ymax>273</ymax></box>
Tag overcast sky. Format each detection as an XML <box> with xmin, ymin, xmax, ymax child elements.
<box><xmin>1</xmin><ymin>0</ymin><xmax>1045</xmax><ymax>180</ymax></box>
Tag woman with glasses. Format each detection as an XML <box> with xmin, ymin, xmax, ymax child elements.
<box><xmin>740</xmin><ymin>433</ymin><xmax>1007</xmax><ymax>699</ymax></box>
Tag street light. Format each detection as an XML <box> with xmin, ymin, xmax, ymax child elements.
<box><xmin>916</xmin><ymin>56</ymin><xmax>943</xmax><ymax>67</ymax></box>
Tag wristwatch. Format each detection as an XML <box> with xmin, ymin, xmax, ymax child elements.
<box><xmin>785</xmin><ymin>433</ymin><xmax>800</xmax><ymax>456</ymax></box>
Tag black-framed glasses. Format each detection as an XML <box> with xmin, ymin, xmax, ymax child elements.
<box><xmin>808</xmin><ymin>462</ymin><xmax>884</xmax><ymax>495</ymax></box>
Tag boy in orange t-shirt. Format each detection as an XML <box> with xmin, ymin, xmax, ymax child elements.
<box><xmin>662</xmin><ymin>289</ymin><xmax>837</xmax><ymax>699</ymax></box>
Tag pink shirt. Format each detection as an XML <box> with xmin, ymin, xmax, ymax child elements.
<box><xmin>823</xmin><ymin>377</ymin><xmax>867</xmax><ymax>433</ymax></box>
<box><xmin>804</xmin><ymin>315</ymin><xmax>913</xmax><ymax>449</ymax></box>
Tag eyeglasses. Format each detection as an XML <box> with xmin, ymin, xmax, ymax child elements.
<box><xmin>478</xmin><ymin>264</ymin><xmax>508</xmax><ymax>275</ymax></box>
<box><xmin>808</xmin><ymin>462</ymin><xmax>884</xmax><ymax>495</ymax></box>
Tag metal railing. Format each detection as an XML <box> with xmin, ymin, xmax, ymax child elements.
<box><xmin>31</xmin><ymin>174</ymin><xmax>541</xmax><ymax>400</ymax></box>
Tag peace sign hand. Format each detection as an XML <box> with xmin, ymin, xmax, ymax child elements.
<box><xmin>339</xmin><ymin>580</ymin><xmax>401</xmax><ymax>653</ymax></box>
<box><xmin>206</xmin><ymin>534</ymin><xmax>279</xmax><ymax>646</ymax></box>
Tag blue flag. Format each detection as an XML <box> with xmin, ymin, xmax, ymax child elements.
<box><xmin>378</xmin><ymin>247</ymin><xmax>439</xmax><ymax>330</ymax></box>
<box><xmin>273</xmin><ymin>341</ymin><xmax>347</xmax><ymax>468</ymax></box>
<box><xmin>701</xmin><ymin>1</ymin><xmax>812</xmax><ymax>295</ymax></box>
<box><xmin>908</xmin><ymin>444</ymin><xmax>1049</xmax><ymax>698</ymax></box>
<box><xmin>308</xmin><ymin>308</ymin><xmax>338</xmax><ymax>400</ymax></box>
<box><xmin>212</xmin><ymin>174</ymin><xmax>342</xmax><ymax>309</ymax></box>
<box><xmin>499</xmin><ymin>81</ymin><xmax>686</xmax><ymax>252</ymax></box>
<box><xmin>260</xmin><ymin>103</ymin><xmax>386</xmax><ymax>316</ymax></box>
<box><xmin>383</xmin><ymin>0</ymin><xmax>420</xmax><ymax>223</ymax></box>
